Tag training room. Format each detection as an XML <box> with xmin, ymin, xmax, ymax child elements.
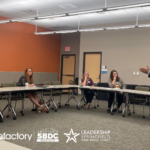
<box><xmin>0</xmin><ymin>0</ymin><xmax>150</xmax><ymax>150</ymax></box>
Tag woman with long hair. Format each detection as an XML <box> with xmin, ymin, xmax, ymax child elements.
<box><xmin>107</xmin><ymin>70</ymin><xmax>125</xmax><ymax>113</ymax></box>
<box><xmin>81</xmin><ymin>72</ymin><xmax>94</xmax><ymax>109</ymax></box>
<box><xmin>18</xmin><ymin>68</ymin><xmax>45</xmax><ymax>111</ymax></box>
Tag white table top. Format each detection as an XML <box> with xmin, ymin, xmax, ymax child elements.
<box><xmin>44</xmin><ymin>85</ymin><xmax>79</xmax><ymax>89</ymax></box>
<box><xmin>0</xmin><ymin>86</ymin><xmax>43</xmax><ymax>93</ymax></box>
<box><xmin>80</xmin><ymin>86</ymin><xmax>150</xmax><ymax>96</ymax></box>
<box><xmin>0</xmin><ymin>85</ymin><xmax>150</xmax><ymax>96</ymax></box>
<box><xmin>0</xmin><ymin>85</ymin><xmax>79</xmax><ymax>93</ymax></box>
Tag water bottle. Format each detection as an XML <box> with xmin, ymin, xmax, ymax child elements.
<box><xmin>79</xmin><ymin>80</ymin><xmax>81</xmax><ymax>86</ymax></box>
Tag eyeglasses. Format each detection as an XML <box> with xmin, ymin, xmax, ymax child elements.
<box><xmin>84</xmin><ymin>73</ymin><xmax>89</xmax><ymax>75</ymax></box>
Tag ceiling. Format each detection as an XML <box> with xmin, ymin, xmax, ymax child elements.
<box><xmin>0</xmin><ymin>0</ymin><xmax>150</xmax><ymax>30</ymax></box>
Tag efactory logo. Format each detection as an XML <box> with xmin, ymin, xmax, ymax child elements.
<box><xmin>0</xmin><ymin>132</ymin><xmax>32</xmax><ymax>141</ymax></box>
<box><xmin>37</xmin><ymin>128</ymin><xmax>59</xmax><ymax>142</ymax></box>
<box><xmin>64</xmin><ymin>129</ymin><xmax>80</xmax><ymax>143</ymax></box>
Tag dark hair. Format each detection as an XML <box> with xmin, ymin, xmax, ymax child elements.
<box><xmin>110</xmin><ymin>70</ymin><xmax>120</xmax><ymax>81</ymax></box>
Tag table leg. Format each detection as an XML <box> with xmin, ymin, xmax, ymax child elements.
<box><xmin>49</xmin><ymin>89</ymin><xmax>57</xmax><ymax>112</ymax></box>
<box><xmin>7</xmin><ymin>92</ymin><xmax>17</xmax><ymax>120</ymax></box>
<box><xmin>111</xmin><ymin>92</ymin><xmax>117</xmax><ymax>115</ymax></box>
<box><xmin>65</xmin><ymin>89</ymin><xmax>80</xmax><ymax>110</ymax></box>
<box><xmin>41</xmin><ymin>91</ymin><xmax>49</xmax><ymax>113</ymax></box>
<box><xmin>20</xmin><ymin>93</ymin><xmax>25</xmax><ymax>116</ymax></box>
<box><xmin>58</xmin><ymin>90</ymin><xmax>62</xmax><ymax>108</ymax></box>
<box><xmin>78</xmin><ymin>90</ymin><xmax>85</xmax><ymax>108</ymax></box>
<box><xmin>0</xmin><ymin>110</ymin><xmax>3</xmax><ymax>123</ymax></box>
<box><xmin>122</xmin><ymin>93</ymin><xmax>129</xmax><ymax>117</ymax></box>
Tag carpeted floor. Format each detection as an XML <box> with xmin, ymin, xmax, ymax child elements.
<box><xmin>0</xmin><ymin>94</ymin><xmax>150</xmax><ymax>150</ymax></box>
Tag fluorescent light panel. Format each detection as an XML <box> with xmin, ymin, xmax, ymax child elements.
<box><xmin>107</xmin><ymin>3</ymin><xmax>150</xmax><ymax>10</ymax></box>
<box><xmin>138</xmin><ymin>24</ymin><xmax>150</xmax><ymax>28</ymax></box>
<box><xmin>55</xmin><ymin>30</ymin><xmax>77</xmax><ymax>33</ymax></box>
<box><xmin>80</xmin><ymin>28</ymin><xmax>103</xmax><ymax>32</ymax></box>
<box><xmin>11</xmin><ymin>18</ymin><xmax>35</xmax><ymax>22</ymax></box>
<box><xmin>69</xmin><ymin>9</ymin><xmax>103</xmax><ymax>15</ymax></box>
<box><xmin>34</xmin><ymin>24</ymin><xmax>150</xmax><ymax>35</ymax></box>
<box><xmin>106</xmin><ymin>25</ymin><xmax>135</xmax><ymax>30</ymax></box>
<box><xmin>34</xmin><ymin>31</ymin><xmax>55</xmax><ymax>35</ymax></box>
<box><xmin>0</xmin><ymin>20</ymin><xmax>10</xmax><ymax>24</ymax></box>
<box><xmin>38</xmin><ymin>14</ymin><xmax>66</xmax><ymax>19</ymax></box>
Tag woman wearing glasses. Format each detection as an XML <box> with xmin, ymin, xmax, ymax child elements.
<box><xmin>81</xmin><ymin>72</ymin><xmax>94</xmax><ymax>109</ymax></box>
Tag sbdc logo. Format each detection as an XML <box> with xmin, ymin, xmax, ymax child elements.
<box><xmin>37</xmin><ymin>128</ymin><xmax>59</xmax><ymax>142</ymax></box>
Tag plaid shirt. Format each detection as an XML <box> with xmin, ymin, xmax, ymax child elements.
<box><xmin>17</xmin><ymin>75</ymin><xmax>33</xmax><ymax>86</ymax></box>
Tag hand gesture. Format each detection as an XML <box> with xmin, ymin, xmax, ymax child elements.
<box><xmin>139</xmin><ymin>65</ymin><xmax>150</xmax><ymax>74</ymax></box>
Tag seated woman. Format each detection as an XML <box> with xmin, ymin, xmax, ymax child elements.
<box><xmin>81</xmin><ymin>72</ymin><xmax>94</xmax><ymax>109</ymax></box>
<box><xmin>107</xmin><ymin>70</ymin><xmax>125</xmax><ymax>113</ymax></box>
<box><xmin>18</xmin><ymin>68</ymin><xmax>45</xmax><ymax>111</ymax></box>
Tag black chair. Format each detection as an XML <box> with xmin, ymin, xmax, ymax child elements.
<box><xmin>97</xmin><ymin>83</ymin><xmax>109</xmax><ymax>107</ymax></box>
<box><xmin>125</xmin><ymin>84</ymin><xmax>138</xmax><ymax>104</ymax></box>
<box><xmin>128</xmin><ymin>86</ymin><xmax>150</xmax><ymax>118</ymax></box>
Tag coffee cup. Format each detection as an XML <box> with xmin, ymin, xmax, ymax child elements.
<box><xmin>25</xmin><ymin>83</ymin><xmax>28</xmax><ymax>87</ymax></box>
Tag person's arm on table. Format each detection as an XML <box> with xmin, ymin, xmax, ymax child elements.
<box><xmin>90</xmin><ymin>79</ymin><xmax>94</xmax><ymax>90</ymax></box>
<box><xmin>82</xmin><ymin>77</ymin><xmax>87</xmax><ymax>86</ymax></box>
<box><xmin>108</xmin><ymin>78</ymin><xmax>116</xmax><ymax>88</ymax></box>
<box><xmin>120</xmin><ymin>79</ymin><xmax>125</xmax><ymax>94</ymax></box>
<box><xmin>28</xmin><ymin>84</ymin><xmax>34</xmax><ymax>87</ymax></box>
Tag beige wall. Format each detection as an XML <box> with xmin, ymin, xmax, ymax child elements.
<box><xmin>79</xmin><ymin>28</ymin><xmax>150</xmax><ymax>85</ymax></box>
<box><xmin>60</xmin><ymin>32</ymin><xmax>80</xmax><ymax>79</ymax></box>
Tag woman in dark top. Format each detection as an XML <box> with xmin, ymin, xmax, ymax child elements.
<box><xmin>18</xmin><ymin>68</ymin><xmax>45</xmax><ymax>111</ymax></box>
<box><xmin>81</xmin><ymin>72</ymin><xmax>94</xmax><ymax>109</ymax></box>
<box><xmin>107</xmin><ymin>70</ymin><xmax>125</xmax><ymax>113</ymax></box>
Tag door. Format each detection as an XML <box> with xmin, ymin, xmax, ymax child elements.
<box><xmin>83</xmin><ymin>53</ymin><xmax>101</xmax><ymax>83</ymax></box>
<box><xmin>61</xmin><ymin>55</ymin><xmax>75</xmax><ymax>85</ymax></box>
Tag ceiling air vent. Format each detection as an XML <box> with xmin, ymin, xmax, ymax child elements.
<box><xmin>23</xmin><ymin>9</ymin><xmax>36</xmax><ymax>14</ymax></box>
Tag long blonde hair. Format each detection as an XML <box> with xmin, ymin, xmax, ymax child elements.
<box><xmin>82</xmin><ymin>72</ymin><xmax>89</xmax><ymax>81</ymax></box>
<box><xmin>25</xmin><ymin>68</ymin><xmax>34</xmax><ymax>83</ymax></box>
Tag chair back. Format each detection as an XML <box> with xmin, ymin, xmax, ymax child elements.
<box><xmin>68</xmin><ymin>80</ymin><xmax>74</xmax><ymax>85</ymax></box>
<box><xmin>52</xmin><ymin>81</ymin><xmax>61</xmax><ymax>85</ymax></box>
<box><xmin>43</xmin><ymin>82</ymin><xmax>52</xmax><ymax>85</ymax></box>
<box><xmin>1</xmin><ymin>83</ymin><xmax>16</xmax><ymax>87</ymax></box>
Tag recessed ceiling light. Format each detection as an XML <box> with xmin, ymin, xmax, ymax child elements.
<box><xmin>58</xmin><ymin>3</ymin><xmax>78</xmax><ymax>10</ymax></box>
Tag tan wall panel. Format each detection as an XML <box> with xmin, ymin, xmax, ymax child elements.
<box><xmin>79</xmin><ymin>28</ymin><xmax>150</xmax><ymax>85</ymax></box>
<box><xmin>60</xmin><ymin>33</ymin><xmax>80</xmax><ymax>78</ymax></box>
<box><xmin>62</xmin><ymin>76</ymin><xmax>74</xmax><ymax>92</ymax></box>
<box><xmin>63</xmin><ymin>56</ymin><xmax>75</xmax><ymax>75</ymax></box>
<box><xmin>85</xmin><ymin>54</ymin><xmax>101</xmax><ymax>82</ymax></box>
<box><xmin>62</xmin><ymin>76</ymin><xmax>74</xmax><ymax>85</ymax></box>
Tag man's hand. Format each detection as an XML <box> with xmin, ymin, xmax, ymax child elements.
<box><xmin>139</xmin><ymin>65</ymin><xmax>150</xmax><ymax>74</ymax></box>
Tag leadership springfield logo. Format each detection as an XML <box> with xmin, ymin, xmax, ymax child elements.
<box><xmin>81</xmin><ymin>130</ymin><xmax>110</xmax><ymax>142</ymax></box>
<box><xmin>0</xmin><ymin>132</ymin><xmax>32</xmax><ymax>141</ymax></box>
<box><xmin>37</xmin><ymin>128</ymin><xmax>59</xmax><ymax>142</ymax></box>
<box><xmin>64</xmin><ymin>129</ymin><xmax>80</xmax><ymax>143</ymax></box>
